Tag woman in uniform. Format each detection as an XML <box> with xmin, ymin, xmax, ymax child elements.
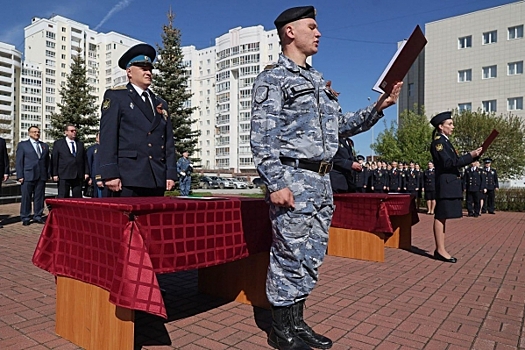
<box><xmin>430</xmin><ymin>111</ymin><xmax>482</xmax><ymax>263</ymax></box>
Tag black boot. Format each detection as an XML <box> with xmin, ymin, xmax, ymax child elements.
<box><xmin>268</xmin><ymin>305</ymin><xmax>312</xmax><ymax>350</ymax></box>
<box><xmin>290</xmin><ymin>300</ymin><xmax>333</xmax><ymax>349</ymax></box>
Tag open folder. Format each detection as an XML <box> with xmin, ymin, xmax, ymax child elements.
<box><xmin>373</xmin><ymin>25</ymin><xmax>427</xmax><ymax>94</ymax></box>
<box><xmin>480</xmin><ymin>129</ymin><xmax>499</xmax><ymax>155</ymax></box>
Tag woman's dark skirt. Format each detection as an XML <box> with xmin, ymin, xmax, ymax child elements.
<box><xmin>434</xmin><ymin>198</ymin><xmax>463</xmax><ymax>219</ymax></box>
<box><xmin>424</xmin><ymin>190</ymin><xmax>436</xmax><ymax>200</ymax></box>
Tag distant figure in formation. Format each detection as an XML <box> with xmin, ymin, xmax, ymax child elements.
<box><xmin>177</xmin><ymin>150</ymin><xmax>193</xmax><ymax>196</ymax></box>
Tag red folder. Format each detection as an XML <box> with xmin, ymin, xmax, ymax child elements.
<box><xmin>373</xmin><ymin>25</ymin><xmax>427</xmax><ymax>94</ymax></box>
<box><xmin>480</xmin><ymin>129</ymin><xmax>499</xmax><ymax>155</ymax></box>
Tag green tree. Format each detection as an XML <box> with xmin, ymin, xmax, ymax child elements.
<box><xmin>49</xmin><ymin>48</ymin><xmax>99</xmax><ymax>144</ymax></box>
<box><xmin>371</xmin><ymin>107</ymin><xmax>433</xmax><ymax>165</ymax></box>
<box><xmin>453</xmin><ymin>109</ymin><xmax>525</xmax><ymax>179</ymax></box>
<box><xmin>153</xmin><ymin>9</ymin><xmax>200</xmax><ymax>158</ymax></box>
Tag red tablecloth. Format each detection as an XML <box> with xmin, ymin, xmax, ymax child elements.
<box><xmin>32</xmin><ymin>197</ymin><xmax>271</xmax><ymax>318</ymax></box>
<box><xmin>332</xmin><ymin>193</ymin><xmax>419</xmax><ymax>233</ymax></box>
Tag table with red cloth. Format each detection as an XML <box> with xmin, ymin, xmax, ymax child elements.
<box><xmin>32</xmin><ymin>196</ymin><xmax>272</xmax><ymax>350</ymax></box>
<box><xmin>328</xmin><ymin>193</ymin><xmax>419</xmax><ymax>262</ymax></box>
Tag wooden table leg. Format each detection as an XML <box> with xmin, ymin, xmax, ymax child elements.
<box><xmin>56</xmin><ymin>276</ymin><xmax>135</xmax><ymax>350</ymax></box>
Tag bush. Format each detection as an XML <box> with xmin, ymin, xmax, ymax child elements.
<box><xmin>494</xmin><ymin>188</ymin><xmax>525</xmax><ymax>212</ymax></box>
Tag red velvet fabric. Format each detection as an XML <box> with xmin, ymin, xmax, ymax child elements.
<box><xmin>332</xmin><ymin>193</ymin><xmax>419</xmax><ymax>233</ymax></box>
<box><xmin>32</xmin><ymin>197</ymin><xmax>271</xmax><ymax>318</ymax></box>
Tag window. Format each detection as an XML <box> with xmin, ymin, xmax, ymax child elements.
<box><xmin>458</xmin><ymin>36</ymin><xmax>472</xmax><ymax>49</ymax></box>
<box><xmin>458</xmin><ymin>103</ymin><xmax>472</xmax><ymax>112</ymax></box>
<box><xmin>508</xmin><ymin>97</ymin><xmax>523</xmax><ymax>111</ymax></box>
<box><xmin>508</xmin><ymin>25</ymin><xmax>524</xmax><ymax>39</ymax></box>
<box><xmin>46</xmin><ymin>31</ymin><xmax>55</xmax><ymax>40</ymax></box>
<box><xmin>508</xmin><ymin>61</ymin><xmax>523</xmax><ymax>75</ymax></box>
<box><xmin>482</xmin><ymin>65</ymin><xmax>497</xmax><ymax>79</ymax></box>
<box><xmin>482</xmin><ymin>100</ymin><xmax>497</xmax><ymax>112</ymax></box>
<box><xmin>482</xmin><ymin>30</ymin><xmax>497</xmax><ymax>44</ymax></box>
<box><xmin>458</xmin><ymin>69</ymin><xmax>472</xmax><ymax>82</ymax></box>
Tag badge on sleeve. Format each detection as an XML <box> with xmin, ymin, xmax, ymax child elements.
<box><xmin>435</xmin><ymin>144</ymin><xmax>443</xmax><ymax>151</ymax></box>
<box><xmin>255</xmin><ymin>86</ymin><xmax>269</xmax><ymax>104</ymax></box>
<box><xmin>102</xmin><ymin>98</ymin><xmax>111</xmax><ymax>110</ymax></box>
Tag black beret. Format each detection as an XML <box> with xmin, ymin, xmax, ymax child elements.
<box><xmin>356</xmin><ymin>155</ymin><xmax>365</xmax><ymax>161</ymax></box>
<box><xmin>118</xmin><ymin>43</ymin><xmax>156</xmax><ymax>70</ymax></box>
<box><xmin>484</xmin><ymin>158</ymin><xmax>492</xmax><ymax>163</ymax></box>
<box><xmin>274</xmin><ymin>6</ymin><xmax>316</xmax><ymax>31</ymax></box>
<box><xmin>430</xmin><ymin>111</ymin><xmax>452</xmax><ymax>128</ymax></box>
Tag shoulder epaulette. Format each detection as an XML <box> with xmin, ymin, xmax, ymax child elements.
<box><xmin>264</xmin><ymin>64</ymin><xmax>277</xmax><ymax>70</ymax></box>
<box><xmin>434</xmin><ymin>135</ymin><xmax>441</xmax><ymax>140</ymax></box>
<box><xmin>111</xmin><ymin>85</ymin><xmax>127</xmax><ymax>90</ymax></box>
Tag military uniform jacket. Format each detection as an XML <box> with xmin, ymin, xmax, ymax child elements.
<box><xmin>388</xmin><ymin>169</ymin><xmax>402</xmax><ymax>191</ymax></box>
<box><xmin>99</xmin><ymin>83</ymin><xmax>178</xmax><ymax>188</ymax></box>
<box><xmin>464</xmin><ymin>167</ymin><xmax>485</xmax><ymax>192</ymax></box>
<box><xmin>372</xmin><ymin>168</ymin><xmax>387</xmax><ymax>188</ymax></box>
<box><xmin>423</xmin><ymin>169</ymin><xmax>436</xmax><ymax>191</ymax></box>
<box><xmin>483</xmin><ymin>167</ymin><xmax>499</xmax><ymax>190</ymax></box>
<box><xmin>353</xmin><ymin>168</ymin><xmax>367</xmax><ymax>188</ymax></box>
<box><xmin>405</xmin><ymin>169</ymin><xmax>420</xmax><ymax>191</ymax></box>
<box><xmin>430</xmin><ymin>133</ymin><xmax>474</xmax><ymax>199</ymax></box>
<box><xmin>250</xmin><ymin>54</ymin><xmax>383</xmax><ymax>192</ymax></box>
<box><xmin>330</xmin><ymin>137</ymin><xmax>355</xmax><ymax>192</ymax></box>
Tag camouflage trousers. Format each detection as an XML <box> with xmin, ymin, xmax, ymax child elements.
<box><xmin>266</xmin><ymin>167</ymin><xmax>334</xmax><ymax>306</ymax></box>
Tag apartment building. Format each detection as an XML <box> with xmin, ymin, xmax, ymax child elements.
<box><xmin>21</xmin><ymin>15</ymin><xmax>141</xmax><ymax>144</ymax></box>
<box><xmin>183</xmin><ymin>25</ymin><xmax>281</xmax><ymax>173</ymax></box>
<box><xmin>0</xmin><ymin>42</ymin><xmax>22</xmax><ymax>155</ymax></box>
<box><xmin>423</xmin><ymin>1</ymin><xmax>524</xmax><ymax>118</ymax></box>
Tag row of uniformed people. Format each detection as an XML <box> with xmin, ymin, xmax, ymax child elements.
<box><xmin>463</xmin><ymin>158</ymin><xmax>499</xmax><ymax>216</ymax></box>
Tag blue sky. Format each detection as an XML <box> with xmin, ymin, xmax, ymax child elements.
<box><xmin>0</xmin><ymin>0</ymin><xmax>517</xmax><ymax>156</ymax></box>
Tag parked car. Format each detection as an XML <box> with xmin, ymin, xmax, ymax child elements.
<box><xmin>198</xmin><ymin>176</ymin><xmax>219</xmax><ymax>189</ymax></box>
<box><xmin>210</xmin><ymin>176</ymin><xmax>235</xmax><ymax>189</ymax></box>
<box><xmin>252</xmin><ymin>177</ymin><xmax>265</xmax><ymax>188</ymax></box>
<box><xmin>231</xmin><ymin>178</ymin><xmax>248</xmax><ymax>189</ymax></box>
<box><xmin>234</xmin><ymin>176</ymin><xmax>254</xmax><ymax>189</ymax></box>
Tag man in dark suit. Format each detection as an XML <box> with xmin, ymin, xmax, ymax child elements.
<box><xmin>0</xmin><ymin>137</ymin><xmax>9</xmax><ymax>228</ymax></box>
<box><xmin>99</xmin><ymin>43</ymin><xmax>177</xmax><ymax>197</ymax></box>
<box><xmin>481</xmin><ymin>158</ymin><xmax>498</xmax><ymax>214</ymax></box>
<box><xmin>330</xmin><ymin>136</ymin><xmax>360</xmax><ymax>193</ymax></box>
<box><xmin>16</xmin><ymin>126</ymin><xmax>50</xmax><ymax>226</ymax></box>
<box><xmin>51</xmin><ymin>124</ymin><xmax>88</xmax><ymax>198</ymax></box>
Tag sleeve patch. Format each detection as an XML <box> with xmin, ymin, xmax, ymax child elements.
<box><xmin>435</xmin><ymin>143</ymin><xmax>443</xmax><ymax>151</ymax></box>
<box><xmin>255</xmin><ymin>86</ymin><xmax>269</xmax><ymax>104</ymax></box>
<box><xmin>102</xmin><ymin>98</ymin><xmax>111</xmax><ymax>110</ymax></box>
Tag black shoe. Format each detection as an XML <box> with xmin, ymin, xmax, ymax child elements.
<box><xmin>291</xmin><ymin>300</ymin><xmax>332</xmax><ymax>349</ymax></box>
<box><xmin>434</xmin><ymin>250</ymin><xmax>457</xmax><ymax>263</ymax></box>
<box><xmin>0</xmin><ymin>224</ymin><xmax>3</xmax><ymax>228</ymax></box>
<box><xmin>22</xmin><ymin>221</ymin><xmax>30</xmax><ymax>226</ymax></box>
<box><xmin>268</xmin><ymin>305</ymin><xmax>312</xmax><ymax>350</ymax></box>
<box><xmin>489</xmin><ymin>212</ymin><xmax>495</xmax><ymax>215</ymax></box>
<box><xmin>481</xmin><ymin>210</ymin><xmax>487</xmax><ymax>214</ymax></box>
<box><xmin>33</xmin><ymin>218</ymin><xmax>46</xmax><ymax>224</ymax></box>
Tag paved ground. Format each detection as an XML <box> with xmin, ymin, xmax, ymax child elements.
<box><xmin>1</xmin><ymin>201</ymin><xmax>524</xmax><ymax>349</ymax></box>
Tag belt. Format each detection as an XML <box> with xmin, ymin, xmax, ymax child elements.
<box><xmin>280</xmin><ymin>157</ymin><xmax>333</xmax><ymax>176</ymax></box>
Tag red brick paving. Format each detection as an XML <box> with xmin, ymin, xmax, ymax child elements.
<box><xmin>1</xmin><ymin>201</ymin><xmax>524</xmax><ymax>349</ymax></box>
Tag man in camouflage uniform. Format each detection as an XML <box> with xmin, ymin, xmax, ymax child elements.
<box><xmin>250</xmin><ymin>6</ymin><xmax>401</xmax><ymax>350</ymax></box>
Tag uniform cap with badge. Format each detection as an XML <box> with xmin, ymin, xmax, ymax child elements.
<box><xmin>274</xmin><ymin>6</ymin><xmax>316</xmax><ymax>31</ymax></box>
<box><xmin>484</xmin><ymin>158</ymin><xmax>492</xmax><ymax>164</ymax></box>
<box><xmin>430</xmin><ymin>111</ymin><xmax>452</xmax><ymax>128</ymax></box>
<box><xmin>118</xmin><ymin>43</ymin><xmax>156</xmax><ymax>70</ymax></box>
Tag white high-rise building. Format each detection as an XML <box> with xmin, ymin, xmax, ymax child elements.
<box><xmin>22</xmin><ymin>15</ymin><xmax>141</xmax><ymax>143</ymax></box>
<box><xmin>0</xmin><ymin>42</ymin><xmax>22</xmax><ymax>154</ymax></box>
<box><xmin>424</xmin><ymin>1</ymin><xmax>524</xmax><ymax>118</ymax></box>
<box><xmin>184</xmin><ymin>25</ymin><xmax>281</xmax><ymax>173</ymax></box>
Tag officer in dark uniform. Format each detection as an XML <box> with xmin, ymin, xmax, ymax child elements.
<box><xmin>371</xmin><ymin>162</ymin><xmax>387</xmax><ymax>193</ymax></box>
<box><xmin>464</xmin><ymin>160</ymin><xmax>485</xmax><ymax>217</ymax></box>
<box><xmin>99</xmin><ymin>43</ymin><xmax>178</xmax><ymax>197</ymax></box>
<box><xmin>423</xmin><ymin>161</ymin><xmax>436</xmax><ymax>214</ymax></box>
<box><xmin>405</xmin><ymin>161</ymin><xmax>420</xmax><ymax>197</ymax></box>
<box><xmin>388</xmin><ymin>161</ymin><xmax>402</xmax><ymax>193</ymax></box>
<box><xmin>353</xmin><ymin>155</ymin><xmax>367</xmax><ymax>193</ymax></box>
<box><xmin>481</xmin><ymin>158</ymin><xmax>498</xmax><ymax>214</ymax></box>
<box><xmin>430</xmin><ymin>111</ymin><xmax>482</xmax><ymax>263</ymax></box>
<box><xmin>330</xmin><ymin>136</ymin><xmax>360</xmax><ymax>193</ymax></box>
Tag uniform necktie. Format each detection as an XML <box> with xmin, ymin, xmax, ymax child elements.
<box><xmin>35</xmin><ymin>142</ymin><xmax>41</xmax><ymax>158</ymax></box>
<box><xmin>71</xmin><ymin>141</ymin><xmax>76</xmax><ymax>156</ymax></box>
<box><xmin>142</xmin><ymin>91</ymin><xmax>154</xmax><ymax>120</ymax></box>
